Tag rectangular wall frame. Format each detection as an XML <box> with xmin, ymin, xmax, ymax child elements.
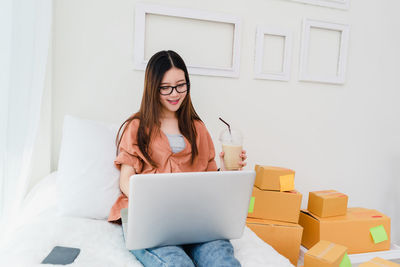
<box><xmin>254</xmin><ymin>26</ymin><xmax>293</xmax><ymax>81</ymax></box>
<box><xmin>134</xmin><ymin>3</ymin><xmax>242</xmax><ymax>78</ymax></box>
<box><xmin>299</xmin><ymin>18</ymin><xmax>350</xmax><ymax>85</ymax></box>
<box><xmin>287</xmin><ymin>0</ymin><xmax>350</xmax><ymax>10</ymax></box>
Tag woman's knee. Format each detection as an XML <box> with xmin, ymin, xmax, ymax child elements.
<box><xmin>131</xmin><ymin>246</ymin><xmax>195</xmax><ymax>267</ymax></box>
<box><xmin>189</xmin><ymin>240</ymin><xmax>241</xmax><ymax>267</ymax></box>
<box><xmin>196</xmin><ymin>240</ymin><xmax>234</xmax><ymax>255</ymax></box>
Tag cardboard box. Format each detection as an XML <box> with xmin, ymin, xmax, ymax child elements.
<box><xmin>304</xmin><ymin>240</ymin><xmax>348</xmax><ymax>267</ymax></box>
<box><xmin>247</xmin><ymin>186</ymin><xmax>302</xmax><ymax>223</ymax></box>
<box><xmin>254</xmin><ymin>165</ymin><xmax>295</xmax><ymax>191</ymax></box>
<box><xmin>299</xmin><ymin>208</ymin><xmax>391</xmax><ymax>254</ymax></box>
<box><xmin>308</xmin><ymin>190</ymin><xmax>348</xmax><ymax>217</ymax></box>
<box><xmin>359</xmin><ymin>257</ymin><xmax>400</xmax><ymax>267</ymax></box>
<box><xmin>246</xmin><ymin>217</ymin><xmax>303</xmax><ymax>266</ymax></box>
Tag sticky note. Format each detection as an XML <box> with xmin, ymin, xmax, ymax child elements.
<box><xmin>339</xmin><ymin>252</ymin><xmax>351</xmax><ymax>267</ymax></box>
<box><xmin>370</xmin><ymin>225</ymin><xmax>388</xmax><ymax>244</ymax></box>
<box><xmin>248</xmin><ymin>197</ymin><xmax>255</xmax><ymax>213</ymax></box>
<box><xmin>280</xmin><ymin>174</ymin><xmax>294</xmax><ymax>191</ymax></box>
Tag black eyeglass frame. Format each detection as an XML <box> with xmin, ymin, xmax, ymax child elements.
<box><xmin>158</xmin><ymin>82</ymin><xmax>189</xmax><ymax>95</ymax></box>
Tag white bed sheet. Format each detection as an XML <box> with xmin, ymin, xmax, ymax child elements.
<box><xmin>0</xmin><ymin>172</ymin><xmax>294</xmax><ymax>267</ymax></box>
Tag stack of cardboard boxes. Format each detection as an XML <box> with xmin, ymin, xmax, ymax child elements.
<box><xmin>300</xmin><ymin>190</ymin><xmax>391</xmax><ymax>254</ymax></box>
<box><xmin>246</xmin><ymin>165</ymin><xmax>303</xmax><ymax>265</ymax></box>
<box><xmin>245</xmin><ymin>166</ymin><xmax>393</xmax><ymax>266</ymax></box>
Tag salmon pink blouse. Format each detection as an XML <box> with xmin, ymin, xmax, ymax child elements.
<box><xmin>108</xmin><ymin>118</ymin><xmax>218</xmax><ymax>223</ymax></box>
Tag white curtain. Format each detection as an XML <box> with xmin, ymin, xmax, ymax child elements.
<box><xmin>0</xmin><ymin>0</ymin><xmax>52</xmax><ymax>241</ymax></box>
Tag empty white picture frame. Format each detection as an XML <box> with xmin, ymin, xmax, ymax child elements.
<box><xmin>134</xmin><ymin>3</ymin><xmax>242</xmax><ymax>78</ymax></box>
<box><xmin>299</xmin><ymin>18</ymin><xmax>350</xmax><ymax>85</ymax></box>
<box><xmin>254</xmin><ymin>26</ymin><xmax>293</xmax><ymax>81</ymax></box>
<box><xmin>286</xmin><ymin>0</ymin><xmax>350</xmax><ymax>10</ymax></box>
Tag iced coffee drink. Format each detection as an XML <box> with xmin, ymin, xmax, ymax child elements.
<box><xmin>219</xmin><ymin>128</ymin><xmax>243</xmax><ymax>170</ymax></box>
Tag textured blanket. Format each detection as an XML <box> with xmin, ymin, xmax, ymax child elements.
<box><xmin>0</xmin><ymin>173</ymin><xmax>293</xmax><ymax>266</ymax></box>
<box><xmin>0</xmin><ymin>215</ymin><xmax>293</xmax><ymax>267</ymax></box>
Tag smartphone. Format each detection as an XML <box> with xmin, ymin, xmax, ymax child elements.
<box><xmin>41</xmin><ymin>246</ymin><xmax>80</xmax><ymax>265</ymax></box>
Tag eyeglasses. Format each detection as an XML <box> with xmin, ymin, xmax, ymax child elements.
<box><xmin>159</xmin><ymin>83</ymin><xmax>189</xmax><ymax>95</ymax></box>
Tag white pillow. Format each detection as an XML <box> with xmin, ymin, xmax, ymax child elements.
<box><xmin>57</xmin><ymin>115</ymin><xmax>121</xmax><ymax>219</ymax></box>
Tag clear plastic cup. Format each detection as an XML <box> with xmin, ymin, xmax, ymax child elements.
<box><xmin>219</xmin><ymin>128</ymin><xmax>243</xmax><ymax>170</ymax></box>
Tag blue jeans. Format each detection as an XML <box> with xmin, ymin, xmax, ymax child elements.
<box><xmin>130</xmin><ymin>240</ymin><xmax>241</xmax><ymax>267</ymax></box>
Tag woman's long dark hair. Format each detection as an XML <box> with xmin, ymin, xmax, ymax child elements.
<box><xmin>116</xmin><ymin>50</ymin><xmax>202</xmax><ymax>168</ymax></box>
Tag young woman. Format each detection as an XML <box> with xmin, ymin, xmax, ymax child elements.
<box><xmin>108</xmin><ymin>50</ymin><xmax>247</xmax><ymax>267</ymax></box>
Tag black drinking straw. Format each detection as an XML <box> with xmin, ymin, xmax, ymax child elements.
<box><xmin>219</xmin><ymin>117</ymin><xmax>231</xmax><ymax>136</ymax></box>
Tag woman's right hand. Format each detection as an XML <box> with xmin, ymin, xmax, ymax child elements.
<box><xmin>219</xmin><ymin>150</ymin><xmax>247</xmax><ymax>171</ymax></box>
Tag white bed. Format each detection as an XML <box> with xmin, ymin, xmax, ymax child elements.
<box><xmin>0</xmin><ymin>115</ymin><xmax>295</xmax><ymax>266</ymax></box>
<box><xmin>0</xmin><ymin>171</ymin><xmax>294</xmax><ymax>267</ymax></box>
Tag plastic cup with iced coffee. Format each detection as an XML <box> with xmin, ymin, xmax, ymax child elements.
<box><xmin>219</xmin><ymin>127</ymin><xmax>243</xmax><ymax>171</ymax></box>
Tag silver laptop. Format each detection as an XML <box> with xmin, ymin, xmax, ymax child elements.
<box><xmin>121</xmin><ymin>170</ymin><xmax>256</xmax><ymax>250</ymax></box>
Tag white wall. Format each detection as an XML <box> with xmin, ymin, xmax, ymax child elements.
<box><xmin>31</xmin><ymin>0</ymin><xmax>400</xmax><ymax>244</ymax></box>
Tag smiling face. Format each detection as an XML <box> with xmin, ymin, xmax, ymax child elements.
<box><xmin>159</xmin><ymin>67</ymin><xmax>188</xmax><ymax>117</ymax></box>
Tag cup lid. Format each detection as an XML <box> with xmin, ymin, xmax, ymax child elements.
<box><xmin>219</xmin><ymin>128</ymin><xmax>243</xmax><ymax>145</ymax></box>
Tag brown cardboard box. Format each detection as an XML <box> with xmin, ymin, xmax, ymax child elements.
<box><xmin>304</xmin><ymin>240</ymin><xmax>347</xmax><ymax>267</ymax></box>
<box><xmin>247</xmin><ymin>186</ymin><xmax>302</xmax><ymax>223</ymax></box>
<box><xmin>254</xmin><ymin>165</ymin><xmax>295</xmax><ymax>191</ymax></box>
<box><xmin>359</xmin><ymin>257</ymin><xmax>400</xmax><ymax>267</ymax></box>
<box><xmin>246</xmin><ymin>217</ymin><xmax>303</xmax><ymax>266</ymax></box>
<box><xmin>299</xmin><ymin>208</ymin><xmax>391</xmax><ymax>254</ymax></box>
<box><xmin>308</xmin><ymin>190</ymin><xmax>348</xmax><ymax>217</ymax></box>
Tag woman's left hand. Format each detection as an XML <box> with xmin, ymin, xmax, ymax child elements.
<box><xmin>219</xmin><ymin>150</ymin><xmax>247</xmax><ymax>171</ymax></box>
